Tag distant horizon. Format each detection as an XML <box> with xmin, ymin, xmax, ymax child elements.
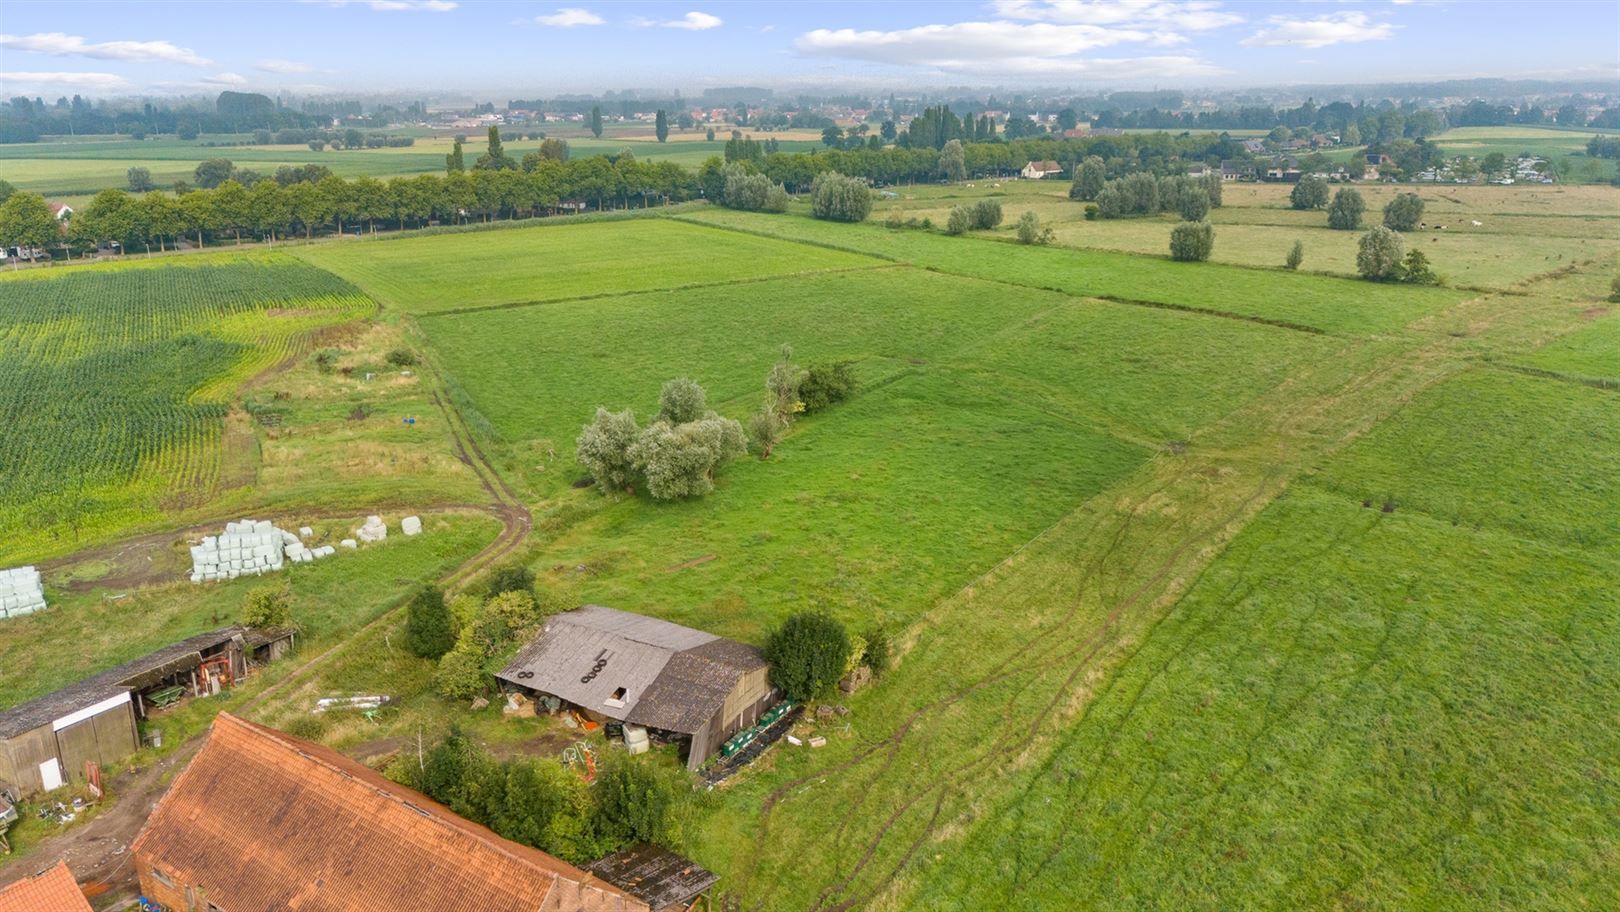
<box><xmin>2</xmin><ymin>0</ymin><xmax>1617</xmax><ymax>100</ymax></box>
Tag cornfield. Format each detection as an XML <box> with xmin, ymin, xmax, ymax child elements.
<box><xmin>0</xmin><ymin>255</ymin><xmax>373</xmax><ymax>561</ymax></box>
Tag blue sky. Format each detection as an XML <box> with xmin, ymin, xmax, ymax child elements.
<box><xmin>1</xmin><ymin>1</ymin><xmax>1616</xmax><ymax>99</ymax></box>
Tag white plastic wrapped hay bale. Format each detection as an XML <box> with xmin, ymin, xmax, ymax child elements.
<box><xmin>0</xmin><ymin>565</ymin><xmax>47</xmax><ymax>617</ymax></box>
<box><xmin>401</xmin><ymin>515</ymin><xmax>423</xmax><ymax>536</ymax></box>
<box><xmin>340</xmin><ymin>539</ymin><xmax>357</xmax><ymax>550</ymax></box>
<box><xmin>356</xmin><ymin>515</ymin><xmax>388</xmax><ymax>543</ymax></box>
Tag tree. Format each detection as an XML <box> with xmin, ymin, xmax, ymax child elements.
<box><xmin>406</xmin><ymin>585</ymin><xmax>455</xmax><ymax>659</ymax></box>
<box><xmin>765</xmin><ymin>611</ymin><xmax>851</xmax><ymax>701</ymax></box>
<box><xmin>1399</xmin><ymin>248</ymin><xmax>1439</xmax><ymax>285</ymax></box>
<box><xmin>1289</xmin><ymin>175</ymin><xmax>1329</xmax><ymax>209</ymax></box>
<box><xmin>593</xmin><ymin>753</ymin><xmax>686</xmax><ymax>846</ymax></box>
<box><xmin>476</xmin><ymin>126</ymin><xmax>515</xmax><ymax>171</ymax></box>
<box><xmin>485</xmin><ymin>562</ymin><xmax>535</xmax><ymax>599</ymax></box>
<box><xmin>1069</xmin><ymin>155</ymin><xmax>1105</xmax><ymax>201</ymax></box>
<box><xmin>241</xmin><ymin>586</ymin><xmax>293</xmax><ymax>628</ymax></box>
<box><xmin>1285</xmin><ymin>239</ymin><xmax>1304</xmax><ymax>270</ymax></box>
<box><xmin>658</xmin><ymin>378</ymin><xmax>708</xmax><ymax>424</ymax></box>
<box><xmin>538</xmin><ymin>138</ymin><xmax>569</xmax><ymax>162</ymax></box>
<box><xmin>1176</xmin><ymin>185</ymin><xmax>1210</xmax><ymax>221</ymax></box>
<box><xmin>1608</xmin><ymin>275</ymin><xmax>1620</xmax><ymax>303</ymax></box>
<box><xmin>0</xmin><ymin>192</ymin><xmax>59</xmax><ymax>263</ymax></box>
<box><xmin>765</xmin><ymin>346</ymin><xmax>805</xmax><ymax>424</ymax></box>
<box><xmin>705</xmin><ymin>127</ymin><xmax>716</xmax><ymax>142</ymax></box>
<box><xmin>127</xmin><ymin>166</ymin><xmax>154</xmax><ymax>192</ymax></box>
<box><xmin>1356</xmin><ymin>225</ymin><xmax>1405</xmax><ymax>280</ymax></box>
<box><xmin>179</xmin><ymin>188</ymin><xmax>216</xmax><ymax>248</ymax></box>
<box><xmin>589</xmin><ymin>105</ymin><xmax>603</xmax><ymax>139</ymax></box>
<box><xmin>576</xmin><ymin>407</ymin><xmax>641</xmax><ymax>491</ymax></box>
<box><xmin>1015</xmin><ymin>210</ymin><xmax>1053</xmax><ymax>245</ymax></box>
<box><xmin>1480</xmin><ymin>151</ymin><xmax>1507</xmax><ymax>178</ymax></box>
<box><xmin>1383</xmin><ymin>192</ymin><xmax>1424</xmax><ymax>231</ymax></box>
<box><xmin>630</xmin><ymin>415</ymin><xmax>747</xmax><ymax>500</ymax></box>
<box><xmin>434</xmin><ymin>641</ymin><xmax>489</xmax><ymax>700</ymax></box>
<box><xmin>193</xmin><ymin>158</ymin><xmax>236</xmax><ymax>189</ymax></box>
<box><xmin>1327</xmin><ymin>188</ymin><xmax>1365</xmax><ymax>230</ymax></box>
<box><xmin>0</xmin><ymin>179</ymin><xmax>14</xmax><ymax>204</ymax></box>
<box><xmin>939</xmin><ymin>139</ymin><xmax>966</xmax><ymax>183</ymax></box>
<box><xmin>446</xmin><ymin>140</ymin><xmax>465</xmax><ymax>174</ymax></box>
<box><xmin>654</xmin><ymin>109</ymin><xmax>669</xmax><ymax>143</ymax></box>
<box><xmin>1169</xmin><ymin>220</ymin><xmax>1215</xmax><ymax>262</ymax></box>
<box><xmin>748</xmin><ymin>406</ymin><xmax>783</xmax><ymax>459</ymax></box>
<box><xmin>809</xmin><ymin>171</ymin><xmax>871</xmax><ymax>223</ymax></box>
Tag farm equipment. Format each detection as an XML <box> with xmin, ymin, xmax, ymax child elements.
<box><xmin>146</xmin><ymin>685</ymin><xmax>185</xmax><ymax>709</ymax></box>
<box><xmin>720</xmin><ymin>700</ymin><xmax>796</xmax><ymax>759</ymax></box>
<box><xmin>561</xmin><ymin>742</ymin><xmax>597</xmax><ymax>783</ymax></box>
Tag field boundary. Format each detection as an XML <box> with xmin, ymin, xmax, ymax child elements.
<box><xmin>1486</xmin><ymin>359</ymin><xmax>1620</xmax><ymax>391</ymax></box>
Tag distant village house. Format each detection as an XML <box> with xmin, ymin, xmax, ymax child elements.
<box><xmin>1020</xmin><ymin>160</ymin><xmax>1063</xmax><ymax>180</ymax></box>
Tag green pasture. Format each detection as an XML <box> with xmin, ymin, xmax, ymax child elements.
<box><xmin>295</xmin><ymin>217</ymin><xmax>883</xmax><ymax>314</ymax></box>
<box><xmin>1515</xmin><ymin>310</ymin><xmax>1620</xmax><ymax>384</ymax></box>
<box><xmin>680</xmin><ymin>209</ymin><xmax>1468</xmax><ymax>334</ymax></box>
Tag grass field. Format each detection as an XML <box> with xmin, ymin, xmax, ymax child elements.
<box><xmin>294</xmin><ymin>218</ymin><xmax>883</xmax><ymax>314</ymax></box>
<box><xmin>1514</xmin><ymin>309</ymin><xmax>1620</xmax><ymax>384</ymax></box>
<box><xmin>680</xmin><ymin>208</ymin><xmax>1469</xmax><ymax>333</ymax></box>
<box><xmin>1429</xmin><ymin>125</ymin><xmax>1620</xmax><ymax>183</ymax></box>
<box><xmin>0</xmin><ymin>255</ymin><xmax>374</xmax><ymax>561</ymax></box>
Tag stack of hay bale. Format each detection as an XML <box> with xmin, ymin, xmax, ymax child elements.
<box><xmin>356</xmin><ymin>515</ymin><xmax>388</xmax><ymax>543</ymax></box>
<box><xmin>0</xmin><ymin>566</ymin><xmax>46</xmax><ymax>619</ymax></box>
<box><xmin>190</xmin><ymin>518</ymin><xmax>336</xmax><ymax>583</ymax></box>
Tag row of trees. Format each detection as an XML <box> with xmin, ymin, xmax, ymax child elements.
<box><xmin>1291</xmin><ymin>183</ymin><xmax>1426</xmax><ymax>233</ymax></box>
<box><xmin>1081</xmin><ymin>170</ymin><xmax>1224</xmax><ymax>221</ymax></box>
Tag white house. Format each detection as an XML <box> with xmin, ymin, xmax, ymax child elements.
<box><xmin>1021</xmin><ymin>160</ymin><xmax>1062</xmax><ymax>180</ymax></box>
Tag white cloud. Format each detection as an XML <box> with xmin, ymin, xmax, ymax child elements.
<box><xmin>0</xmin><ymin>32</ymin><xmax>212</xmax><ymax>66</ymax></box>
<box><xmin>991</xmin><ymin>0</ymin><xmax>1242</xmax><ymax>31</ymax></box>
<box><xmin>0</xmin><ymin>71</ymin><xmax>131</xmax><ymax>92</ymax></box>
<box><xmin>255</xmin><ymin>58</ymin><xmax>313</xmax><ymax>74</ymax></box>
<box><xmin>1241</xmin><ymin>12</ymin><xmax>1394</xmax><ymax>48</ymax></box>
<box><xmin>666</xmin><ymin>11</ymin><xmax>724</xmax><ymax>30</ymax></box>
<box><xmin>302</xmin><ymin>0</ymin><xmax>458</xmax><ymax>11</ymax></box>
<box><xmin>202</xmin><ymin>72</ymin><xmax>249</xmax><ymax>86</ymax></box>
<box><xmin>799</xmin><ymin>21</ymin><xmax>1163</xmax><ymax>64</ymax></box>
<box><xmin>535</xmin><ymin>7</ymin><xmax>603</xmax><ymax>27</ymax></box>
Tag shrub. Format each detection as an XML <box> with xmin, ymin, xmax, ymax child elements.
<box><xmin>241</xmin><ymin>586</ymin><xmax>293</xmax><ymax>628</ymax></box>
<box><xmin>1610</xmin><ymin>275</ymin><xmax>1620</xmax><ymax>303</ymax></box>
<box><xmin>405</xmin><ymin>584</ymin><xmax>455</xmax><ymax>659</ymax></box>
<box><xmin>765</xmin><ymin>346</ymin><xmax>805</xmax><ymax>424</ymax></box>
<box><xmin>972</xmin><ymin>198</ymin><xmax>1003</xmax><ymax>230</ymax></box>
<box><xmin>282</xmin><ymin>715</ymin><xmax>326</xmax><ymax>741</ymax></box>
<box><xmin>385</xmin><ymin>348</ymin><xmax>417</xmax><ymax>368</ymax></box>
<box><xmin>1176</xmin><ymin>186</ymin><xmax>1210</xmax><ymax>221</ymax></box>
<box><xmin>593</xmin><ymin>753</ymin><xmax>688</xmax><ymax>846</ymax></box>
<box><xmin>809</xmin><ymin>171</ymin><xmax>871</xmax><ymax>222</ymax></box>
<box><xmin>1328</xmin><ymin>188</ymin><xmax>1365</xmax><ymax>230</ymax></box>
<box><xmin>657</xmin><ymin>377</ymin><xmax>708</xmax><ymax>425</ymax></box>
<box><xmin>945</xmin><ymin>205</ymin><xmax>972</xmax><ymax>235</ymax></box>
<box><xmin>765</xmin><ymin>611</ymin><xmax>851</xmax><ymax>701</ymax></box>
<box><xmin>1285</xmin><ymin>239</ymin><xmax>1304</xmax><ymax>270</ymax></box>
<box><xmin>434</xmin><ymin>641</ymin><xmax>489</xmax><ymax>700</ymax></box>
<box><xmin>763</xmin><ymin>184</ymin><xmax>790</xmax><ymax>213</ymax></box>
<box><xmin>312</xmin><ymin>348</ymin><xmax>339</xmax><ymax>373</ymax></box>
<box><xmin>748</xmin><ymin>406</ymin><xmax>783</xmax><ymax>458</ymax></box>
<box><xmin>630</xmin><ymin>415</ymin><xmax>747</xmax><ymax>500</ymax></box>
<box><xmin>1201</xmin><ymin>171</ymin><xmax>1223</xmax><ymax>208</ymax></box>
<box><xmin>496</xmin><ymin>759</ymin><xmax>601</xmax><ymax>862</ymax></box>
<box><xmin>721</xmin><ymin>165</ymin><xmax>773</xmax><ymax>211</ymax></box>
<box><xmin>862</xmin><ymin>626</ymin><xmax>891</xmax><ymax>675</ymax></box>
<box><xmin>1169</xmin><ymin>220</ymin><xmax>1215</xmax><ymax>262</ymax></box>
<box><xmin>1399</xmin><ymin>248</ymin><xmax>1440</xmax><ymax>285</ymax></box>
<box><xmin>485</xmin><ymin>562</ymin><xmax>534</xmax><ymax>599</ymax></box>
<box><xmin>1356</xmin><ymin>225</ymin><xmax>1406</xmax><ymax>280</ymax></box>
<box><xmin>1383</xmin><ymin>192</ymin><xmax>1425</xmax><ymax>231</ymax></box>
<box><xmin>576</xmin><ymin>407</ymin><xmax>641</xmax><ymax>492</ymax></box>
<box><xmin>1289</xmin><ymin>176</ymin><xmax>1329</xmax><ymax>210</ymax></box>
<box><xmin>799</xmin><ymin>360</ymin><xmax>857</xmax><ymax>413</ymax></box>
<box><xmin>1083</xmin><ymin>203</ymin><xmax>1099</xmax><ymax>221</ymax></box>
<box><xmin>1015</xmin><ymin>210</ymin><xmax>1042</xmax><ymax>244</ymax></box>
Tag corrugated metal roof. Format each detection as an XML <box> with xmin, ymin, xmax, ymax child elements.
<box><xmin>129</xmin><ymin>713</ymin><xmax>646</xmax><ymax>912</ymax></box>
<box><xmin>0</xmin><ymin>860</ymin><xmax>93</xmax><ymax>912</ymax></box>
<box><xmin>497</xmin><ymin>607</ymin><xmax>766</xmax><ymax>736</ymax></box>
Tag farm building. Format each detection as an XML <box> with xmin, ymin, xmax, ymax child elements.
<box><xmin>0</xmin><ymin>626</ymin><xmax>289</xmax><ymax>795</ymax></box>
<box><xmin>0</xmin><ymin>860</ymin><xmax>93</xmax><ymax>912</ymax></box>
<box><xmin>131</xmin><ymin>713</ymin><xmax>647</xmax><ymax>912</ymax></box>
<box><xmin>585</xmin><ymin>844</ymin><xmax>719</xmax><ymax>912</ymax></box>
<box><xmin>498</xmin><ymin>606</ymin><xmax>775</xmax><ymax>771</ymax></box>
<box><xmin>1020</xmin><ymin>160</ymin><xmax>1063</xmax><ymax>179</ymax></box>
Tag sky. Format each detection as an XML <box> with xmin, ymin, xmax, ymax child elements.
<box><xmin>1</xmin><ymin>0</ymin><xmax>1617</xmax><ymax>100</ymax></box>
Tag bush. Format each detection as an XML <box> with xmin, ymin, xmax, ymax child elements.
<box><xmin>721</xmin><ymin>165</ymin><xmax>775</xmax><ymax>212</ymax></box>
<box><xmin>282</xmin><ymin>715</ymin><xmax>326</xmax><ymax>741</ymax></box>
<box><xmin>405</xmin><ymin>585</ymin><xmax>455</xmax><ymax>659</ymax></box>
<box><xmin>1399</xmin><ymin>248</ymin><xmax>1440</xmax><ymax>285</ymax></box>
<box><xmin>1095</xmin><ymin>172</ymin><xmax>1159</xmax><ymax>219</ymax></box>
<box><xmin>1083</xmin><ymin>203</ymin><xmax>1099</xmax><ymax>221</ymax></box>
<box><xmin>1610</xmin><ymin>275</ymin><xmax>1620</xmax><ymax>303</ymax></box>
<box><xmin>485</xmin><ymin>562</ymin><xmax>535</xmax><ymax>599</ymax></box>
<box><xmin>862</xmin><ymin>626</ymin><xmax>891</xmax><ymax>675</ymax></box>
<box><xmin>1169</xmin><ymin>220</ymin><xmax>1215</xmax><ymax>262</ymax></box>
<box><xmin>763</xmin><ymin>184</ymin><xmax>790</xmax><ymax>213</ymax></box>
<box><xmin>1383</xmin><ymin>192</ymin><xmax>1425</xmax><ymax>231</ymax></box>
<box><xmin>1289</xmin><ymin>176</ymin><xmax>1329</xmax><ymax>210</ymax></box>
<box><xmin>799</xmin><ymin>360</ymin><xmax>857</xmax><ymax>412</ymax></box>
<box><xmin>972</xmin><ymin>198</ymin><xmax>1002</xmax><ymax>230</ymax></box>
<box><xmin>630</xmin><ymin>415</ymin><xmax>747</xmax><ymax>500</ymax></box>
<box><xmin>1356</xmin><ymin>225</ymin><xmax>1406</xmax><ymax>280</ymax></box>
<box><xmin>765</xmin><ymin>611</ymin><xmax>851</xmax><ymax>701</ymax></box>
<box><xmin>1015</xmin><ymin>210</ymin><xmax>1041</xmax><ymax>244</ymax></box>
<box><xmin>657</xmin><ymin>377</ymin><xmax>708</xmax><ymax>425</ymax></box>
<box><xmin>945</xmin><ymin>205</ymin><xmax>972</xmax><ymax>235</ymax></box>
<box><xmin>496</xmin><ymin>759</ymin><xmax>601</xmax><ymax>863</ymax></box>
<box><xmin>1176</xmin><ymin>186</ymin><xmax>1210</xmax><ymax>221</ymax></box>
<box><xmin>748</xmin><ymin>406</ymin><xmax>783</xmax><ymax>458</ymax></box>
<box><xmin>809</xmin><ymin>171</ymin><xmax>871</xmax><ymax>223</ymax></box>
<box><xmin>1285</xmin><ymin>240</ymin><xmax>1304</xmax><ymax>270</ymax></box>
<box><xmin>434</xmin><ymin>641</ymin><xmax>489</xmax><ymax>700</ymax></box>
<box><xmin>1328</xmin><ymin>188</ymin><xmax>1365</xmax><ymax>230</ymax></box>
<box><xmin>576</xmin><ymin>407</ymin><xmax>641</xmax><ymax>492</ymax></box>
<box><xmin>765</xmin><ymin>346</ymin><xmax>805</xmax><ymax>424</ymax></box>
<box><xmin>312</xmin><ymin>348</ymin><xmax>339</xmax><ymax>373</ymax></box>
<box><xmin>593</xmin><ymin>753</ymin><xmax>688</xmax><ymax>846</ymax></box>
<box><xmin>241</xmin><ymin>586</ymin><xmax>293</xmax><ymax>628</ymax></box>
<box><xmin>385</xmin><ymin>348</ymin><xmax>417</xmax><ymax>368</ymax></box>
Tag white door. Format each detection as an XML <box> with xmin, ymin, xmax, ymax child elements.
<box><xmin>38</xmin><ymin>758</ymin><xmax>63</xmax><ymax>792</ymax></box>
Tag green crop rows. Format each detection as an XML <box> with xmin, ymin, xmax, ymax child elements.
<box><xmin>0</xmin><ymin>255</ymin><xmax>373</xmax><ymax>560</ymax></box>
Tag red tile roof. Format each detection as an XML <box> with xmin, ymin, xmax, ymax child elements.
<box><xmin>131</xmin><ymin>713</ymin><xmax>646</xmax><ymax>912</ymax></box>
<box><xmin>0</xmin><ymin>861</ymin><xmax>93</xmax><ymax>912</ymax></box>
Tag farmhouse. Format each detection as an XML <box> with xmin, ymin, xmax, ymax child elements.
<box><xmin>46</xmin><ymin>203</ymin><xmax>73</xmax><ymax>221</ymax></box>
<box><xmin>0</xmin><ymin>626</ymin><xmax>289</xmax><ymax>795</ymax></box>
<box><xmin>131</xmin><ymin>713</ymin><xmax>646</xmax><ymax>912</ymax></box>
<box><xmin>497</xmin><ymin>605</ymin><xmax>775</xmax><ymax>771</ymax></box>
<box><xmin>0</xmin><ymin>860</ymin><xmax>93</xmax><ymax>912</ymax></box>
<box><xmin>1020</xmin><ymin>160</ymin><xmax>1063</xmax><ymax>179</ymax></box>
